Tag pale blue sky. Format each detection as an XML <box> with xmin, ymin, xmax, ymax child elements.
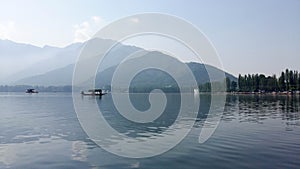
<box><xmin>0</xmin><ymin>0</ymin><xmax>299</xmax><ymax>76</ymax></box>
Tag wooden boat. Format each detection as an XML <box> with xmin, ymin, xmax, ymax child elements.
<box><xmin>26</xmin><ymin>89</ymin><xmax>39</xmax><ymax>93</ymax></box>
<box><xmin>81</xmin><ymin>89</ymin><xmax>106</xmax><ymax>96</ymax></box>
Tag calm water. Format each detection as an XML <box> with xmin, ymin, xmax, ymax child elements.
<box><xmin>0</xmin><ymin>93</ymin><xmax>300</xmax><ymax>169</ymax></box>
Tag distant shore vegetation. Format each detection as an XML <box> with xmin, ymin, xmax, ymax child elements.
<box><xmin>199</xmin><ymin>69</ymin><xmax>300</xmax><ymax>94</ymax></box>
<box><xmin>0</xmin><ymin>85</ymin><xmax>73</xmax><ymax>92</ymax></box>
<box><xmin>1</xmin><ymin>69</ymin><xmax>299</xmax><ymax>94</ymax></box>
<box><xmin>224</xmin><ymin>69</ymin><xmax>299</xmax><ymax>94</ymax></box>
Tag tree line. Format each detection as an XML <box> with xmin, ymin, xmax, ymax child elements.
<box><xmin>237</xmin><ymin>69</ymin><xmax>300</xmax><ymax>92</ymax></box>
<box><xmin>199</xmin><ymin>69</ymin><xmax>300</xmax><ymax>93</ymax></box>
<box><xmin>0</xmin><ymin>85</ymin><xmax>73</xmax><ymax>92</ymax></box>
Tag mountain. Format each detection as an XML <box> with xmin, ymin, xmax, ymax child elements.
<box><xmin>16</xmin><ymin>64</ymin><xmax>75</xmax><ymax>86</ymax></box>
<box><xmin>1</xmin><ymin>38</ymin><xmax>143</xmax><ymax>85</ymax></box>
<box><xmin>0</xmin><ymin>39</ymin><xmax>83</xmax><ymax>84</ymax></box>
<box><xmin>0</xmin><ymin>39</ymin><xmax>43</xmax><ymax>57</ymax></box>
<box><xmin>94</xmin><ymin>61</ymin><xmax>237</xmax><ymax>90</ymax></box>
<box><xmin>4</xmin><ymin>39</ymin><xmax>236</xmax><ymax>87</ymax></box>
<box><xmin>16</xmin><ymin>61</ymin><xmax>236</xmax><ymax>88</ymax></box>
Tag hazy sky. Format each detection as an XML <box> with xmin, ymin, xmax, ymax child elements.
<box><xmin>0</xmin><ymin>0</ymin><xmax>299</xmax><ymax>76</ymax></box>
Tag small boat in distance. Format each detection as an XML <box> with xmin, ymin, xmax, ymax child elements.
<box><xmin>26</xmin><ymin>89</ymin><xmax>39</xmax><ymax>93</ymax></box>
<box><xmin>81</xmin><ymin>89</ymin><xmax>106</xmax><ymax>96</ymax></box>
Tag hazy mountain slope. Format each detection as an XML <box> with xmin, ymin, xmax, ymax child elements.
<box><xmin>95</xmin><ymin>62</ymin><xmax>237</xmax><ymax>88</ymax></box>
<box><xmin>16</xmin><ymin>61</ymin><xmax>236</xmax><ymax>87</ymax></box>
<box><xmin>0</xmin><ymin>39</ymin><xmax>54</xmax><ymax>82</ymax></box>
<box><xmin>0</xmin><ymin>39</ymin><xmax>43</xmax><ymax>56</ymax></box>
<box><xmin>16</xmin><ymin>64</ymin><xmax>75</xmax><ymax>86</ymax></box>
<box><xmin>8</xmin><ymin>39</ymin><xmax>236</xmax><ymax>87</ymax></box>
<box><xmin>3</xmin><ymin>42</ymin><xmax>83</xmax><ymax>84</ymax></box>
<box><xmin>2</xmin><ymin>38</ymin><xmax>142</xmax><ymax>84</ymax></box>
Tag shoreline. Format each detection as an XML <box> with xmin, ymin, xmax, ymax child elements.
<box><xmin>227</xmin><ymin>91</ymin><xmax>300</xmax><ymax>96</ymax></box>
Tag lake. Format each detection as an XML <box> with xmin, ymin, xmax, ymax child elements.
<box><xmin>0</xmin><ymin>93</ymin><xmax>299</xmax><ymax>169</ymax></box>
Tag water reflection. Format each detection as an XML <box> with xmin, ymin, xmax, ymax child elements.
<box><xmin>71</xmin><ymin>141</ymin><xmax>88</xmax><ymax>162</ymax></box>
<box><xmin>93</xmin><ymin>93</ymin><xmax>300</xmax><ymax>140</ymax></box>
<box><xmin>97</xmin><ymin>93</ymin><xmax>181</xmax><ymax>138</ymax></box>
<box><xmin>1</xmin><ymin>93</ymin><xmax>300</xmax><ymax>168</ymax></box>
<box><xmin>234</xmin><ymin>95</ymin><xmax>300</xmax><ymax>123</ymax></box>
<box><xmin>0</xmin><ymin>144</ymin><xmax>17</xmax><ymax>166</ymax></box>
<box><xmin>191</xmin><ymin>94</ymin><xmax>300</xmax><ymax>132</ymax></box>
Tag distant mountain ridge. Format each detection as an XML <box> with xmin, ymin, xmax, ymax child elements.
<box><xmin>1</xmin><ymin>38</ymin><xmax>236</xmax><ymax>87</ymax></box>
<box><xmin>94</xmin><ymin>61</ymin><xmax>237</xmax><ymax>90</ymax></box>
<box><xmin>0</xmin><ymin>39</ymin><xmax>83</xmax><ymax>84</ymax></box>
<box><xmin>16</xmin><ymin>61</ymin><xmax>236</xmax><ymax>87</ymax></box>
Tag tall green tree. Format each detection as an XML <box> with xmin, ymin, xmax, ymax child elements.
<box><xmin>278</xmin><ymin>72</ymin><xmax>286</xmax><ymax>91</ymax></box>
<box><xmin>289</xmin><ymin>70</ymin><xmax>294</xmax><ymax>91</ymax></box>
<box><xmin>231</xmin><ymin>81</ymin><xmax>237</xmax><ymax>92</ymax></box>
<box><xmin>238</xmin><ymin>74</ymin><xmax>245</xmax><ymax>92</ymax></box>
<box><xmin>285</xmin><ymin>69</ymin><xmax>290</xmax><ymax>91</ymax></box>
<box><xmin>259</xmin><ymin>74</ymin><xmax>266</xmax><ymax>91</ymax></box>
<box><xmin>254</xmin><ymin>74</ymin><xmax>259</xmax><ymax>92</ymax></box>
<box><xmin>297</xmin><ymin>71</ymin><xmax>300</xmax><ymax>91</ymax></box>
<box><xmin>226</xmin><ymin>77</ymin><xmax>231</xmax><ymax>92</ymax></box>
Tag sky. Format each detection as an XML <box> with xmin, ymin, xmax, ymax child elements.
<box><xmin>0</xmin><ymin>0</ymin><xmax>299</xmax><ymax>76</ymax></box>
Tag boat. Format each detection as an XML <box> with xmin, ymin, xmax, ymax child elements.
<box><xmin>26</xmin><ymin>89</ymin><xmax>39</xmax><ymax>93</ymax></box>
<box><xmin>81</xmin><ymin>89</ymin><xmax>106</xmax><ymax>96</ymax></box>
